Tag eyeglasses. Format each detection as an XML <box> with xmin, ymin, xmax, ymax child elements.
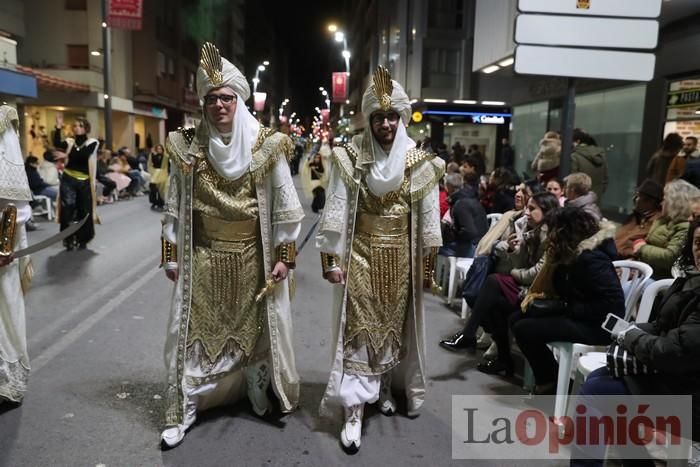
<box><xmin>370</xmin><ymin>112</ymin><xmax>400</xmax><ymax>125</ymax></box>
<box><xmin>204</xmin><ymin>94</ymin><xmax>236</xmax><ymax>106</ymax></box>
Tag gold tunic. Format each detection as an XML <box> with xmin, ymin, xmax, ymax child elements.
<box><xmin>344</xmin><ymin>175</ymin><xmax>411</xmax><ymax>375</ymax></box>
<box><xmin>188</xmin><ymin>155</ymin><xmax>265</xmax><ymax>365</ymax></box>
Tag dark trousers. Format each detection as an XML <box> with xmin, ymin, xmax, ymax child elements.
<box><xmin>149</xmin><ymin>184</ymin><xmax>164</xmax><ymax>207</ymax></box>
<box><xmin>570</xmin><ymin>367</ymin><xmax>654</xmax><ymax>467</ymax></box>
<box><xmin>463</xmin><ymin>275</ymin><xmax>517</xmax><ymax>362</ymax></box>
<box><xmin>511</xmin><ymin>315</ymin><xmax>610</xmax><ymax>384</ymax></box>
<box><xmin>97</xmin><ymin>175</ymin><xmax>116</xmax><ymax>197</ymax></box>
<box><xmin>311</xmin><ymin>187</ymin><xmax>325</xmax><ymax>213</ymax></box>
<box><xmin>60</xmin><ymin>173</ymin><xmax>95</xmax><ymax>246</ymax></box>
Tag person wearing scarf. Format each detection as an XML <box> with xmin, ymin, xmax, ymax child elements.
<box><xmin>158</xmin><ymin>43</ymin><xmax>303</xmax><ymax>449</ymax></box>
<box><xmin>0</xmin><ymin>105</ymin><xmax>34</xmax><ymax>406</ymax></box>
<box><xmin>316</xmin><ymin>66</ymin><xmax>444</xmax><ymax>453</ymax></box>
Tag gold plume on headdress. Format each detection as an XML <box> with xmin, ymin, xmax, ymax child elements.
<box><xmin>372</xmin><ymin>66</ymin><xmax>393</xmax><ymax>111</ymax></box>
<box><xmin>199</xmin><ymin>42</ymin><xmax>223</xmax><ymax>86</ymax></box>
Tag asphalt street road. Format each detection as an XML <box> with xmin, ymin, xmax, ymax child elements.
<box><xmin>0</xmin><ymin>182</ymin><xmax>564</xmax><ymax>467</ymax></box>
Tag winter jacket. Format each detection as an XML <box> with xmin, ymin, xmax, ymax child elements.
<box><xmin>531</xmin><ymin>136</ymin><xmax>561</xmax><ymax>173</ymax></box>
<box><xmin>571</xmin><ymin>144</ymin><xmax>609</xmax><ymax>200</ymax></box>
<box><xmin>444</xmin><ymin>188</ymin><xmax>489</xmax><ymax>257</ymax></box>
<box><xmin>683</xmin><ymin>157</ymin><xmax>700</xmax><ymax>188</ymax></box>
<box><xmin>666</xmin><ymin>150</ymin><xmax>700</xmax><ymax>183</ymax></box>
<box><xmin>565</xmin><ymin>192</ymin><xmax>602</xmax><ymax>222</ymax></box>
<box><xmin>615</xmin><ymin>209</ymin><xmax>662</xmax><ymax>258</ymax></box>
<box><xmin>25</xmin><ymin>165</ymin><xmax>50</xmax><ymax>194</ymax></box>
<box><xmin>552</xmin><ymin>236</ymin><xmax>625</xmax><ymax>325</ymax></box>
<box><xmin>439</xmin><ymin>188</ymin><xmax>449</xmax><ymax>218</ymax></box>
<box><xmin>493</xmin><ymin>217</ymin><xmax>547</xmax><ymax>285</ymax></box>
<box><xmin>623</xmin><ymin>274</ymin><xmax>700</xmax><ymax>438</ymax></box>
<box><xmin>638</xmin><ymin>217</ymin><xmax>690</xmax><ymax>279</ymax></box>
<box><xmin>647</xmin><ymin>148</ymin><xmax>678</xmax><ymax>187</ymax></box>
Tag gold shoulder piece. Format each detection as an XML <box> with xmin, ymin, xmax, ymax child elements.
<box><xmin>200</xmin><ymin>42</ymin><xmax>223</xmax><ymax>86</ymax></box>
<box><xmin>405</xmin><ymin>148</ymin><xmax>434</xmax><ymax>169</ymax></box>
<box><xmin>373</xmin><ymin>66</ymin><xmax>393</xmax><ymax>111</ymax></box>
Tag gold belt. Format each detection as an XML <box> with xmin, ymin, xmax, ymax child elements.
<box><xmin>194</xmin><ymin>212</ymin><xmax>258</xmax><ymax>244</ymax></box>
<box><xmin>356</xmin><ymin>213</ymin><xmax>408</xmax><ymax>236</ymax></box>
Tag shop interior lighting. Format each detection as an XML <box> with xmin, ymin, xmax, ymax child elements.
<box><xmin>482</xmin><ymin>65</ymin><xmax>500</xmax><ymax>74</ymax></box>
<box><xmin>453</xmin><ymin>100</ymin><xmax>477</xmax><ymax>104</ymax></box>
<box><xmin>481</xmin><ymin>101</ymin><xmax>506</xmax><ymax>106</ymax></box>
<box><xmin>423</xmin><ymin>98</ymin><xmax>447</xmax><ymax>103</ymax></box>
<box><xmin>498</xmin><ymin>57</ymin><xmax>514</xmax><ymax>67</ymax></box>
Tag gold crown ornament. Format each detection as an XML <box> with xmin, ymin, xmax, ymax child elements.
<box><xmin>373</xmin><ymin>66</ymin><xmax>393</xmax><ymax>111</ymax></box>
<box><xmin>199</xmin><ymin>42</ymin><xmax>223</xmax><ymax>86</ymax></box>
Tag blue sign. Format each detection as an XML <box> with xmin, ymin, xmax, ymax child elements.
<box><xmin>0</xmin><ymin>68</ymin><xmax>38</xmax><ymax>99</ymax></box>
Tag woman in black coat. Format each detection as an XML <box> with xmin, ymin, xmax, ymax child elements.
<box><xmin>512</xmin><ymin>208</ymin><xmax>625</xmax><ymax>393</ymax></box>
<box><xmin>570</xmin><ymin>219</ymin><xmax>700</xmax><ymax>467</ymax></box>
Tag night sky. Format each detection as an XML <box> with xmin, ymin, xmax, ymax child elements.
<box><xmin>247</xmin><ymin>1</ymin><xmax>347</xmax><ymax>121</ymax></box>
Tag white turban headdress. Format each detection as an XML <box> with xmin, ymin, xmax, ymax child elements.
<box><xmin>195</xmin><ymin>42</ymin><xmax>259</xmax><ymax>180</ymax></box>
<box><xmin>358</xmin><ymin>66</ymin><xmax>416</xmax><ymax>197</ymax></box>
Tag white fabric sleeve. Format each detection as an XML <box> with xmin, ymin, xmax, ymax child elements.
<box><xmin>315</xmin><ymin>162</ymin><xmax>348</xmax><ymax>256</ymax></box>
<box><xmin>271</xmin><ymin>154</ymin><xmax>304</xmax><ymax>247</ymax></box>
<box><xmin>162</xmin><ymin>218</ymin><xmax>177</xmax><ymax>245</ymax></box>
<box><xmin>421</xmin><ymin>184</ymin><xmax>442</xmax><ymax>252</ymax></box>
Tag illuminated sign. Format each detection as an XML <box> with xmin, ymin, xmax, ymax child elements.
<box><xmin>412</xmin><ymin>111</ymin><xmax>423</xmax><ymax>123</ymax></box>
<box><xmin>472</xmin><ymin>115</ymin><xmax>506</xmax><ymax>124</ymax></box>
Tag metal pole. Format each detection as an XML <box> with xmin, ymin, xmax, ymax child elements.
<box><xmin>559</xmin><ymin>78</ymin><xmax>576</xmax><ymax>178</ymax></box>
<box><xmin>101</xmin><ymin>0</ymin><xmax>113</xmax><ymax>150</ymax></box>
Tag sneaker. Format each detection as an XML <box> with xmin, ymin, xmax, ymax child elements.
<box><xmin>340</xmin><ymin>404</ymin><xmax>363</xmax><ymax>454</ymax></box>
<box><xmin>246</xmin><ymin>361</ymin><xmax>271</xmax><ymax>417</ymax></box>
<box><xmin>377</xmin><ymin>373</ymin><xmax>396</xmax><ymax>416</ymax></box>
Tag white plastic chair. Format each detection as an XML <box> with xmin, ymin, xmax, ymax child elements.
<box><xmin>546</xmin><ymin>260</ymin><xmax>654</xmax><ymax>423</ymax></box>
<box><xmin>32</xmin><ymin>194</ymin><xmax>53</xmax><ymax>220</ymax></box>
<box><xmin>446</xmin><ymin>256</ymin><xmax>473</xmax><ymax>306</ymax></box>
<box><xmin>486</xmin><ymin>213</ymin><xmax>502</xmax><ymax>228</ymax></box>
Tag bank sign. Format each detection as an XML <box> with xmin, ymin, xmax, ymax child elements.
<box><xmin>667</xmin><ymin>88</ymin><xmax>700</xmax><ymax>109</ymax></box>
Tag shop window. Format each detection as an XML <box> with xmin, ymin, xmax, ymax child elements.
<box><xmin>428</xmin><ymin>0</ymin><xmax>464</xmax><ymax>29</ymax></box>
<box><xmin>65</xmin><ymin>0</ymin><xmax>87</xmax><ymax>11</ymax></box>
<box><xmin>66</xmin><ymin>44</ymin><xmax>89</xmax><ymax>69</ymax></box>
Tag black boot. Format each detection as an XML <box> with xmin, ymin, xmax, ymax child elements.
<box><xmin>476</xmin><ymin>358</ymin><xmax>514</xmax><ymax>377</ymax></box>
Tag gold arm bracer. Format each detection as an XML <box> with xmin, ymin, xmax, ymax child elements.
<box><xmin>275</xmin><ymin>242</ymin><xmax>297</xmax><ymax>269</ymax></box>
<box><xmin>423</xmin><ymin>247</ymin><xmax>440</xmax><ymax>292</ymax></box>
<box><xmin>0</xmin><ymin>204</ymin><xmax>17</xmax><ymax>257</ymax></box>
<box><xmin>161</xmin><ymin>237</ymin><xmax>177</xmax><ymax>265</ymax></box>
<box><xmin>320</xmin><ymin>252</ymin><xmax>339</xmax><ymax>273</ymax></box>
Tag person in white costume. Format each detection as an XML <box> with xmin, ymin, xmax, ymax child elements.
<box><xmin>159</xmin><ymin>43</ymin><xmax>303</xmax><ymax>449</ymax></box>
<box><xmin>0</xmin><ymin>105</ymin><xmax>34</xmax><ymax>405</ymax></box>
<box><xmin>316</xmin><ymin>66</ymin><xmax>444</xmax><ymax>453</ymax></box>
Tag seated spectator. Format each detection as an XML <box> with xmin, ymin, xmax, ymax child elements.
<box><xmin>440</xmin><ymin>173</ymin><xmax>488</xmax><ymax>258</ymax></box>
<box><xmin>512</xmin><ymin>208</ymin><xmax>624</xmax><ymax>393</ymax></box>
<box><xmin>446</xmin><ymin>161</ymin><xmax>460</xmax><ymax>175</ymax></box>
<box><xmin>147</xmin><ymin>144</ymin><xmax>169</xmax><ymax>210</ymax></box>
<box><xmin>632</xmin><ymin>179</ymin><xmax>698</xmax><ymax>278</ymax></box>
<box><xmin>39</xmin><ymin>150</ymin><xmax>61</xmax><ymax>187</ymax></box>
<box><xmin>546</xmin><ymin>177</ymin><xmax>566</xmax><ymax>206</ymax></box>
<box><xmin>439</xmin><ymin>192</ymin><xmax>559</xmax><ymax>364</ymax></box>
<box><xmin>114</xmin><ymin>152</ymin><xmax>143</xmax><ymax>196</ymax></box>
<box><xmin>95</xmin><ymin>149</ymin><xmax>117</xmax><ymax>202</ymax></box>
<box><xmin>24</xmin><ymin>155</ymin><xmax>57</xmax><ymax>201</ymax></box>
<box><xmin>615</xmin><ymin>179</ymin><xmax>663</xmax><ymax>259</ymax></box>
<box><xmin>438</xmin><ymin>178</ymin><xmax>449</xmax><ymax>218</ymax></box>
<box><xmin>107</xmin><ymin>152</ymin><xmax>136</xmax><ymax>196</ymax></box>
<box><xmin>564</xmin><ymin>172</ymin><xmax>602</xmax><ymax>221</ymax></box>
<box><xmin>570</xmin><ymin>219</ymin><xmax>700</xmax><ymax>466</ymax></box>
<box><xmin>531</xmin><ymin>131</ymin><xmax>561</xmax><ymax>183</ymax></box>
<box><xmin>667</xmin><ymin>136</ymin><xmax>699</xmax><ymax>183</ymax></box>
<box><xmin>481</xmin><ymin>168</ymin><xmax>517</xmax><ymax>214</ymax></box>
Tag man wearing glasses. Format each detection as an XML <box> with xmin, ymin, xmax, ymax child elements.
<box><xmin>316</xmin><ymin>66</ymin><xmax>444</xmax><ymax>453</ymax></box>
<box><xmin>159</xmin><ymin>43</ymin><xmax>303</xmax><ymax>448</ymax></box>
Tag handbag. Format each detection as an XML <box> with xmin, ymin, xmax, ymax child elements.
<box><xmin>605</xmin><ymin>343</ymin><xmax>656</xmax><ymax>378</ymax></box>
<box><xmin>525</xmin><ymin>298</ymin><xmax>566</xmax><ymax>318</ymax></box>
<box><xmin>461</xmin><ymin>254</ymin><xmax>494</xmax><ymax>307</ymax></box>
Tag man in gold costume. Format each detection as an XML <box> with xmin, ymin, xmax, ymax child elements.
<box><xmin>317</xmin><ymin>67</ymin><xmax>444</xmax><ymax>453</ymax></box>
<box><xmin>159</xmin><ymin>43</ymin><xmax>303</xmax><ymax>448</ymax></box>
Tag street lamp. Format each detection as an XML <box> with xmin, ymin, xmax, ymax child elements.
<box><xmin>252</xmin><ymin>60</ymin><xmax>269</xmax><ymax>94</ymax></box>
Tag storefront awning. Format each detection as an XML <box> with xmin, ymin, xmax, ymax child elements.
<box><xmin>15</xmin><ymin>65</ymin><xmax>90</xmax><ymax>92</ymax></box>
<box><xmin>0</xmin><ymin>67</ymin><xmax>38</xmax><ymax>98</ymax></box>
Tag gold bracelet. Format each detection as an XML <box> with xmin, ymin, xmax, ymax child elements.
<box><xmin>423</xmin><ymin>247</ymin><xmax>438</xmax><ymax>277</ymax></box>
<box><xmin>276</xmin><ymin>242</ymin><xmax>297</xmax><ymax>268</ymax></box>
<box><xmin>0</xmin><ymin>204</ymin><xmax>17</xmax><ymax>257</ymax></box>
<box><xmin>161</xmin><ymin>237</ymin><xmax>177</xmax><ymax>264</ymax></box>
<box><xmin>320</xmin><ymin>252</ymin><xmax>339</xmax><ymax>272</ymax></box>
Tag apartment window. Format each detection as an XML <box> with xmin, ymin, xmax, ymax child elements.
<box><xmin>422</xmin><ymin>46</ymin><xmax>460</xmax><ymax>89</ymax></box>
<box><xmin>167</xmin><ymin>57</ymin><xmax>175</xmax><ymax>80</ymax></box>
<box><xmin>428</xmin><ymin>0</ymin><xmax>464</xmax><ymax>29</ymax></box>
<box><xmin>65</xmin><ymin>0</ymin><xmax>87</xmax><ymax>10</ymax></box>
<box><xmin>66</xmin><ymin>44</ymin><xmax>89</xmax><ymax>69</ymax></box>
<box><xmin>186</xmin><ymin>69</ymin><xmax>195</xmax><ymax>91</ymax></box>
<box><xmin>157</xmin><ymin>51</ymin><xmax>166</xmax><ymax>78</ymax></box>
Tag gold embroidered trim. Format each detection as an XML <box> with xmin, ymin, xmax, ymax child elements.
<box><xmin>161</xmin><ymin>237</ymin><xmax>177</xmax><ymax>264</ymax></box>
<box><xmin>250</xmin><ymin>129</ymin><xmax>294</xmax><ymax>184</ymax></box>
<box><xmin>410</xmin><ymin>157</ymin><xmax>445</xmax><ymax>202</ymax></box>
<box><xmin>330</xmin><ymin>146</ymin><xmax>359</xmax><ymax>189</ymax></box>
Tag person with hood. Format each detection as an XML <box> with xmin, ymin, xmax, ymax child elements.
<box><xmin>530</xmin><ymin>131</ymin><xmax>561</xmax><ymax>183</ymax></box>
<box><xmin>647</xmin><ymin>132</ymin><xmax>683</xmax><ymax>186</ymax></box>
<box><xmin>159</xmin><ymin>43</ymin><xmax>303</xmax><ymax>449</ymax></box>
<box><xmin>440</xmin><ymin>173</ymin><xmax>488</xmax><ymax>257</ymax></box>
<box><xmin>571</xmin><ymin>129</ymin><xmax>608</xmax><ymax>201</ymax></box>
<box><xmin>564</xmin><ymin>172</ymin><xmax>602</xmax><ymax>221</ymax></box>
<box><xmin>513</xmin><ymin>208</ymin><xmax>625</xmax><ymax>394</ymax></box>
<box><xmin>0</xmin><ymin>105</ymin><xmax>34</xmax><ymax>406</ymax></box>
<box><xmin>667</xmin><ymin>136</ymin><xmax>699</xmax><ymax>183</ymax></box>
<box><xmin>316</xmin><ymin>66</ymin><xmax>444</xmax><ymax>453</ymax></box>
<box><xmin>631</xmin><ymin>179</ymin><xmax>697</xmax><ymax>279</ymax></box>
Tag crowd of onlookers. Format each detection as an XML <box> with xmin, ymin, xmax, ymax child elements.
<box><xmin>23</xmin><ymin>143</ymin><xmax>169</xmax><ymax>229</ymax></box>
<box><xmin>433</xmin><ymin>129</ymin><xmax>700</xmax><ymax>465</ymax></box>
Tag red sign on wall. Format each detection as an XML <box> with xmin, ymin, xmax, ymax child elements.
<box><xmin>108</xmin><ymin>0</ymin><xmax>143</xmax><ymax>30</ymax></box>
<box><xmin>332</xmin><ymin>72</ymin><xmax>348</xmax><ymax>103</ymax></box>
